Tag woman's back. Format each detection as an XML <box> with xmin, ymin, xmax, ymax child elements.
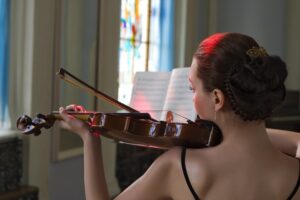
<box><xmin>168</xmin><ymin>138</ymin><xmax>300</xmax><ymax>200</ymax></box>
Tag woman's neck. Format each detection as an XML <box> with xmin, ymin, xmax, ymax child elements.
<box><xmin>220</xmin><ymin>119</ymin><xmax>266</xmax><ymax>140</ymax></box>
<box><xmin>216</xmin><ymin>113</ymin><xmax>278</xmax><ymax>154</ymax></box>
<box><xmin>220</xmin><ymin>124</ymin><xmax>282</xmax><ymax>164</ymax></box>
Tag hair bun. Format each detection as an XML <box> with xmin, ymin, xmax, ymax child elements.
<box><xmin>245</xmin><ymin>55</ymin><xmax>287</xmax><ymax>91</ymax></box>
<box><xmin>225</xmin><ymin>55</ymin><xmax>287</xmax><ymax>121</ymax></box>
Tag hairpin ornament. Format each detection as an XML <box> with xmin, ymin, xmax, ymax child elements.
<box><xmin>246</xmin><ymin>46</ymin><xmax>268</xmax><ymax>58</ymax></box>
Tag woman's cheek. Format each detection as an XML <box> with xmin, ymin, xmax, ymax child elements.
<box><xmin>194</xmin><ymin>93</ymin><xmax>211</xmax><ymax>120</ymax></box>
<box><xmin>193</xmin><ymin>94</ymin><xmax>201</xmax><ymax>116</ymax></box>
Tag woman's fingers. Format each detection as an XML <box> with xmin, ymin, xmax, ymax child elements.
<box><xmin>59</xmin><ymin>107</ymin><xmax>89</xmax><ymax>136</ymax></box>
<box><xmin>59</xmin><ymin>107</ymin><xmax>74</xmax><ymax>130</ymax></box>
<box><xmin>76</xmin><ymin>105</ymin><xmax>86</xmax><ymax>112</ymax></box>
<box><xmin>65</xmin><ymin>104</ymin><xmax>86</xmax><ymax>112</ymax></box>
<box><xmin>59</xmin><ymin>107</ymin><xmax>73</xmax><ymax>122</ymax></box>
<box><xmin>65</xmin><ymin>104</ymin><xmax>75</xmax><ymax>111</ymax></box>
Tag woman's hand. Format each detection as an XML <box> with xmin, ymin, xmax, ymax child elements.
<box><xmin>59</xmin><ymin>104</ymin><xmax>92</xmax><ymax>141</ymax></box>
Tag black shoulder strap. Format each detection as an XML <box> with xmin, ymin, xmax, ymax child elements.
<box><xmin>287</xmin><ymin>159</ymin><xmax>300</xmax><ymax>200</ymax></box>
<box><xmin>181</xmin><ymin>148</ymin><xmax>201</xmax><ymax>200</ymax></box>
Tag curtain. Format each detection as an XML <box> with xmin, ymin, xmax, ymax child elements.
<box><xmin>0</xmin><ymin>0</ymin><xmax>9</xmax><ymax>127</ymax></box>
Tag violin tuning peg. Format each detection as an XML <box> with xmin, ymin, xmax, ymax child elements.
<box><xmin>24</xmin><ymin>124</ymin><xmax>36</xmax><ymax>135</ymax></box>
<box><xmin>16</xmin><ymin>115</ymin><xmax>32</xmax><ymax>131</ymax></box>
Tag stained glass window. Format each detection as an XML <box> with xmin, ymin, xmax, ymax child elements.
<box><xmin>119</xmin><ymin>0</ymin><xmax>155</xmax><ymax>103</ymax></box>
<box><xmin>119</xmin><ymin>0</ymin><xmax>151</xmax><ymax>104</ymax></box>
<box><xmin>118</xmin><ymin>0</ymin><xmax>174</xmax><ymax>104</ymax></box>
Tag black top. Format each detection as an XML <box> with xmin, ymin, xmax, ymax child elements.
<box><xmin>181</xmin><ymin>148</ymin><xmax>200</xmax><ymax>200</ymax></box>
<box><xmin>181</xmin><ymin>148</ymin><xmax>300</xmax><ymax>200</ymax></box>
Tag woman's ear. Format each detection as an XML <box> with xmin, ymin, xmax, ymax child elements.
<box><xmin>212</xmin><ymin>89</ymin><xmax>225</xmax><ymax>111</ymax></box>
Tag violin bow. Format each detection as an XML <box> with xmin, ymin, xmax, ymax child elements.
<box><xmin>57</xmin><ymin>68</ymin><xmax>138</xmax><ymax>113</ymax></box>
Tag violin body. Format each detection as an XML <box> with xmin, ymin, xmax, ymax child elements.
<box><xmin>91</xmin><ymin>113</ymin><xmax>221</xmax><ymax>148</ymax></box>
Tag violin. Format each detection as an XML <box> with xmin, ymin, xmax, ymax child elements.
<box><xmin>17</xmin><ymin>68</ymin><xmax>222</xmax><ymax>149</ymax></box>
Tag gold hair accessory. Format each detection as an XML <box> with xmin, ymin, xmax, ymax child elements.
<box><xmin>246</xmin><ymin>46</ymin><xmax>268</xmax><ymax>58</ymax></box>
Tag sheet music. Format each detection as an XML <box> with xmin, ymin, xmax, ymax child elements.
<box><xmin>130</xmin><ymin>72</ymin><xmax>171</xmax><ymax>120</ymax></box>
<box><xmin>161</xmin><ymin>68</ymin><xmax>197</xmax><ymax>122</ymax></box>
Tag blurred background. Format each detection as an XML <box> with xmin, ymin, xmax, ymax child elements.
<box><xmin>0</xmin><ymin>0</ymin><xmax>299</xmax><ymax>199</ymax></box>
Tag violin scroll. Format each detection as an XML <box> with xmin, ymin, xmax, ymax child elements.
<box><xmin>16</xmin><ymin>114</ymin><xmax>56</xmax><ymax>136</ymax></box>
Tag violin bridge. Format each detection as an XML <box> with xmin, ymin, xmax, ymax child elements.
<box><xmin>124</xmin><ymin>117</ymin><xmax>130</xmax><ymax>132</ymax></box>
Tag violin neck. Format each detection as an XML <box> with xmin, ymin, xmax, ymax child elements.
<box><xmin>50</xmin><ymin>111</ymin><xmax>156</xmax><ymax>122</ymax></box>
<box><xmin>50</xmin><ymin>111</ymin><xmax>92</xmax><ymax>121</ymax></box>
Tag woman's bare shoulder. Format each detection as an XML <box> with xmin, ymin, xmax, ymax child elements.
<box><xmin>115</xmin><ymin>148</ymin><xmax>183</xmax><ymax>200</ymax></box>
<box><xmin>162</xmin><ymin>147</ymin><xmax>215</xmax><ymax>198</ymax></box>
<box><xmin>152</xmin><ymin>147</ymin><xmax>183</xmax><ymax>175</ymax></box>
<box><xmin>161</xmin><ymin>146</ymin><xmax>182</xmax><ymax>161</ymax></box>
<box><xmin>160</xmin><ymin>146</ymin><xmax>216</xmax><ymax>174</ymax></box>
<box><xmin>185</xmin><ymin>148</ymin><xmax>216</xmax><ymax>185</ymax></box>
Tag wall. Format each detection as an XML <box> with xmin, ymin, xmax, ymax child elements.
<box><xmin>285</xmin><ymin>1</ymin><xmax>300</xmax><ymax>90</ymax></box>
<box><xmin>216</xmin><ymin>0</ymin><xmax>286</xmax><ymax>57</ymax></box>
<box><xmin>49</xmin><ymin>156</ymin><xmax>85</xmax><ymax>200</ymax></box>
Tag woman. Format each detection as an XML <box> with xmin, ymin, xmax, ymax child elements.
<box><xmin>59</xmin><ymin>32</ymin><xmax>300</xmax><ymax>199</ymax></box>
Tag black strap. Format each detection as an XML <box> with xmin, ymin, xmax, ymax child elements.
<box><xmin>181</xmin><ymin>148</ymin><xmax>200</xmax><ymax>200</ymax></box>
<box><xmin>181</xmin><ymin>151</ymin><xmax>300</xmax><ymax>200</ymax></box>
<box><xmin>287</xmin><ymin>159</ymin><xmax>300</xmax><ymax>200</ymax></box>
